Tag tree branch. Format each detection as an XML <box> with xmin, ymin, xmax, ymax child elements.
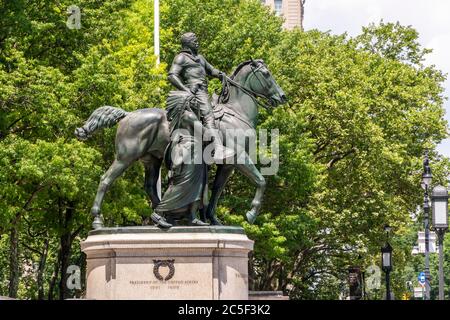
<box><xmin>326</xmin><ymin>147</ymin><xmax>357</xmax><ymax>170</ymax></box>
<box><xmin>11</xmin><ymin>184</ymin><xmax>47</xmax><ymax>226</ymax></box>
<box><xmin>21</xmin><ymin>242</ymin><xmax>44</xmax><ymax>256</ymax></box>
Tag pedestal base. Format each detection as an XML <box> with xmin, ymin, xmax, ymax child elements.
<box><xmin>81</xmin><ymin>226</ymin><xmax>254</xmax><ymax>300</ymax></box>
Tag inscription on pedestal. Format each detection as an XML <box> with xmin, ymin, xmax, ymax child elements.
<box><xmin>129</xmin><ymin>279</ymin><xmax>199</xmax><ymax>291</ymax></box>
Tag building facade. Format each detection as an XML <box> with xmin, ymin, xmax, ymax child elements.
<box><xmin>262</xmin><ymin>0</ymin><xmax>303</xmax><ymax>30</ymax></box>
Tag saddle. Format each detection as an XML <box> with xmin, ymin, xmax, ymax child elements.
<box><xmin>211</xmin><ymin>92</ymin><xmax>254</xmax><ymax>129</ymax></box>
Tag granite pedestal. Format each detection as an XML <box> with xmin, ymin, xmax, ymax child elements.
<box><xmin>81</xmin><ymin>226</ymin><xmax>253</xmax><ymax>300</ymax></box>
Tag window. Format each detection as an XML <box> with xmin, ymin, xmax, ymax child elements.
<box><xmin>274</xmin><ymin>0</ymin><xmax>282</xmax><ymax>16</ymax></box>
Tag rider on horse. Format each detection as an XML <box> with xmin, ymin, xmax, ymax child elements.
<box><xmin>150</xmin><ymin>32</ymin><xmax>236</xmax><ymax>228</ymax></box>
<box><xmin>168</xmin><ymin>32</ymin><xmax>234</xmax><ymax>161</ymax></box>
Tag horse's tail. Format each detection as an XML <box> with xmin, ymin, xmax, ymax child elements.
<box><xmin>75</xmin><ymin>106</ymin><xmax>129</xmax><ymax>141</ymax></box>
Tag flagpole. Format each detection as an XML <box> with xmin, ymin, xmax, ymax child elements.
<box><xmin>154</xmin><ymin>0</ymin><xmax>160</xmax><ymax>65</ymax></box>
<box><xmin>154</xmin><ymin>0</ymin><xmax>162</xmax><ymax>199</ymax></box>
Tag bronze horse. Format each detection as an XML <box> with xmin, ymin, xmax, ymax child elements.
<box><xmin>75</xmin><ymin>59</ymin><xmax>286</xmax><ymax>229</ymax></box>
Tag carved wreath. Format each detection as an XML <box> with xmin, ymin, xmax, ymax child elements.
<box><xmin>153</xmin><ymin>259</ymin><xmax>175</xmax><ymax>281</ymax></box>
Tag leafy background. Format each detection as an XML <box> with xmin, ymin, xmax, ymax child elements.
<box><xmin>0</xmin><ymin>0</ymin><xmax>449</xmax><ymax>300</ymax></box>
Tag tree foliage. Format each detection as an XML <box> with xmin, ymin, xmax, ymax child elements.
<box><xmin>0</xmin><ymin>0</ymin><xmax>448</xmax><ymax>300</ymax></box>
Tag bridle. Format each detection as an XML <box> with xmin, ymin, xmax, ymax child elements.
<box><xmin>220</xmin><ymin>62</ymin><xmax>276</xmax><ymax>110</ymax></box>
<box><xmin>249</xmin><ymin>63</ymin><xmax>273</xmax><ymax>98</ymax></box>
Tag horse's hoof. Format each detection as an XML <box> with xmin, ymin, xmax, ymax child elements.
<box><xmin>92</xmin><ymin>215</ymin><xmax>104</xmax><ymax>230</ymax></box>
<box><xmin>91</xmin><ymin>206</ymin><xmax>100</xmax><ymax>217</ymax></box>
<box><xmin>246</xmin><ymin>211</ymin><xmax>257</xmax><ymax>224</ymax></box>
<box><xmin>208</xmin><ymin>216</ymin><xmax>223</xmax><ymax>226</ymax></box>
<box><xmin>189</xmin><ymin>219</ymin><xmax>210</xmax><ymax>226</ymax></box>
<box><xmin>151</xmin><ymin>213</ymin><xmax>172</xmax><ymax>229</ymax></box>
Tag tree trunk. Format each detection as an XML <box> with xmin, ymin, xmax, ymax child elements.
<box><xmin>48</xmin><ymin>251</ymin><xmax>61</xmax><ymax>300</ymax></box>
<box><xmin>248</xmin><ymin>252</ymin><xmax>256</xmax><ymax>291</ymax></box>
<box><xmin>8</xmin><ymin>225</ymin><xmax>19</xmax><ymax>298</ymax></box>
<box><xmin>278</xmin><ymin>265</ymin><xmax>284</xmax><ymax>292</ymax></box>
<box><xmin>260</xmin><ymin>260</ymin><xmax>275</xmax><ymax>291</ymax></box>
<box><xmin>58</xmin><ymin>202</ymin><xmax>76</xmax><ymax>300</ymax></box>
<box><xmin>7</xmin><ymin>184</ymin><xmax>44</xmax><ymax>298</ymax></box>
<box><xmin>58</xmin><ymin>231</ymin><xmax>72</xmax><ymax>300</ymax></box>
<box><xmin>37</xmin><ymin>238</ymin><xmax>49</xmax><ymax>300</ymax></box>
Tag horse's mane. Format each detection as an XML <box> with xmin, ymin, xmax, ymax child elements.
<box><xmin>229</xmin><ymin>59</ymin><xmax>266</xmax><ymax>79</ymax></box>
<box><xmin>230</xmin><ymin>60</ymin><xmax>253</xmax><ymax>80</ymax></box>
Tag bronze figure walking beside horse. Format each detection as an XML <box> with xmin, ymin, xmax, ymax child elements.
<box><xmin>75</xmin><ymin>58</ymin><xmax>286</xmax><ymax>229</ymax></box>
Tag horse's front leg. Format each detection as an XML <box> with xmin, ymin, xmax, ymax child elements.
<box><xmin>143</xmin><ymin>156</ymin><xmax>162</xmax><ymax>209</ymax></box>
<box><xmin>234</xmin><ymin>153</ymin><xmax>266</xmax><ymax>224</ymax></box>
<box><xmin>204</xmin><ymin>164</ymin><xmax>234</xmax><ymax>225</ymax></box>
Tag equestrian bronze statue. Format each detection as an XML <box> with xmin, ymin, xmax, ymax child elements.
<box><xmin>75</xmin><ymin>34</ymin><xmax>287</xmax><ymax>229</ymax></box>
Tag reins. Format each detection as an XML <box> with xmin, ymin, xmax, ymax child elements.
<box><xmin>220</xmin><ymin>67</ymin><xmax>273</xmax><ymax>111</ymax></box>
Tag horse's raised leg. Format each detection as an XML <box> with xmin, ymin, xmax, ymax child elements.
<box><xmin>91</xmin><ymin>159</ymin><xmax>131</xmax><ymax>229</ymax></box>
<box><xmin>204</xmin><ymin>164</ymin><xmax>234</xmax><ymax>225</ymax></box>
<box><xmin>143</xmin><ymin>157</ymin><xmax>162</xmax><ymax>209</ymax></box>
<box><xmin>234</xmin><ymin>153</ymin><xmax>266</xmax><ymax>224</ymax></box>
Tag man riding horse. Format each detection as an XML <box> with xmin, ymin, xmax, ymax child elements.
<box><xmin>168</xmin><ymin>32</ymin><xmax>234</xmax><ymax>161</ymax></box>
<box><xmin>74</xmin><ymin>31</ymin><xmax>287</xmax><ymax>230</ymax></box>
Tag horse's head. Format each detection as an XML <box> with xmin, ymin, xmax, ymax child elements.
<box><xmin>244</xmin><ymin>59</ymin><xmax>287</xmax><ymax>107</ymax></box>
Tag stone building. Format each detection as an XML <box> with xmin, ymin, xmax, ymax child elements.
<box><xmin>261</xmin><ymin>0</ymin><xmax>304</xmax><ymax>30</ymax></box>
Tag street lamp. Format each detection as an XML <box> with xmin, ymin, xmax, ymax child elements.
<box><xmin>381</xmin><ymin>225</ymin><xmax>393</xmax><ymax>300</ymax></box>
<box><xmin>431</xmin><ymin>185</ymin><xmax>449</xmax><ymax>300</ymax></box>
<box><xmin>421</xmin><ymin>150</ymin><xmax>432</xmax><ymax>300</ymax></box>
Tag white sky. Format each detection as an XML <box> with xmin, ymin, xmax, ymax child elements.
<box><xmin>303</xmin><ymin>0</ymin><xmax>450</xmax><ymax>156</ymax></box>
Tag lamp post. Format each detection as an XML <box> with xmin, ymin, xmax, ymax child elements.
<box><xmin>431</xmin><ymin>185</ymin><xmax>449</xmax><ymax>300</ymax></box>
<box><xmin>381</xmin><ymin>225</ymin><xmax>393</xmax><ymax>300</ymax></box>
<box><xmin>421</xmin><ymin>151</ymin><xmax>432</xmax><ymax>300</ymax></box>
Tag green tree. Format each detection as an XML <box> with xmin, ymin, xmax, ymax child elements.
<box><xmin>216</xmin><ymin>25</ymin><xmax>447</xmax><ymax>298</ymax></box>
<box><xmin>0</xmin><ymin>0</ymin><xmax>165</xmax><ymax>299</ymax></box>
<box><xmin>1</xmin><ymin>0</ymin><xmax>448</xmax><ymax>300</ymax></box>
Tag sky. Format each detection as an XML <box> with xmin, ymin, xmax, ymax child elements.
<box><xmin>303</xmin><ymin>0</ymin><xmax>450</xmax><ymax>157</ymax></box>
